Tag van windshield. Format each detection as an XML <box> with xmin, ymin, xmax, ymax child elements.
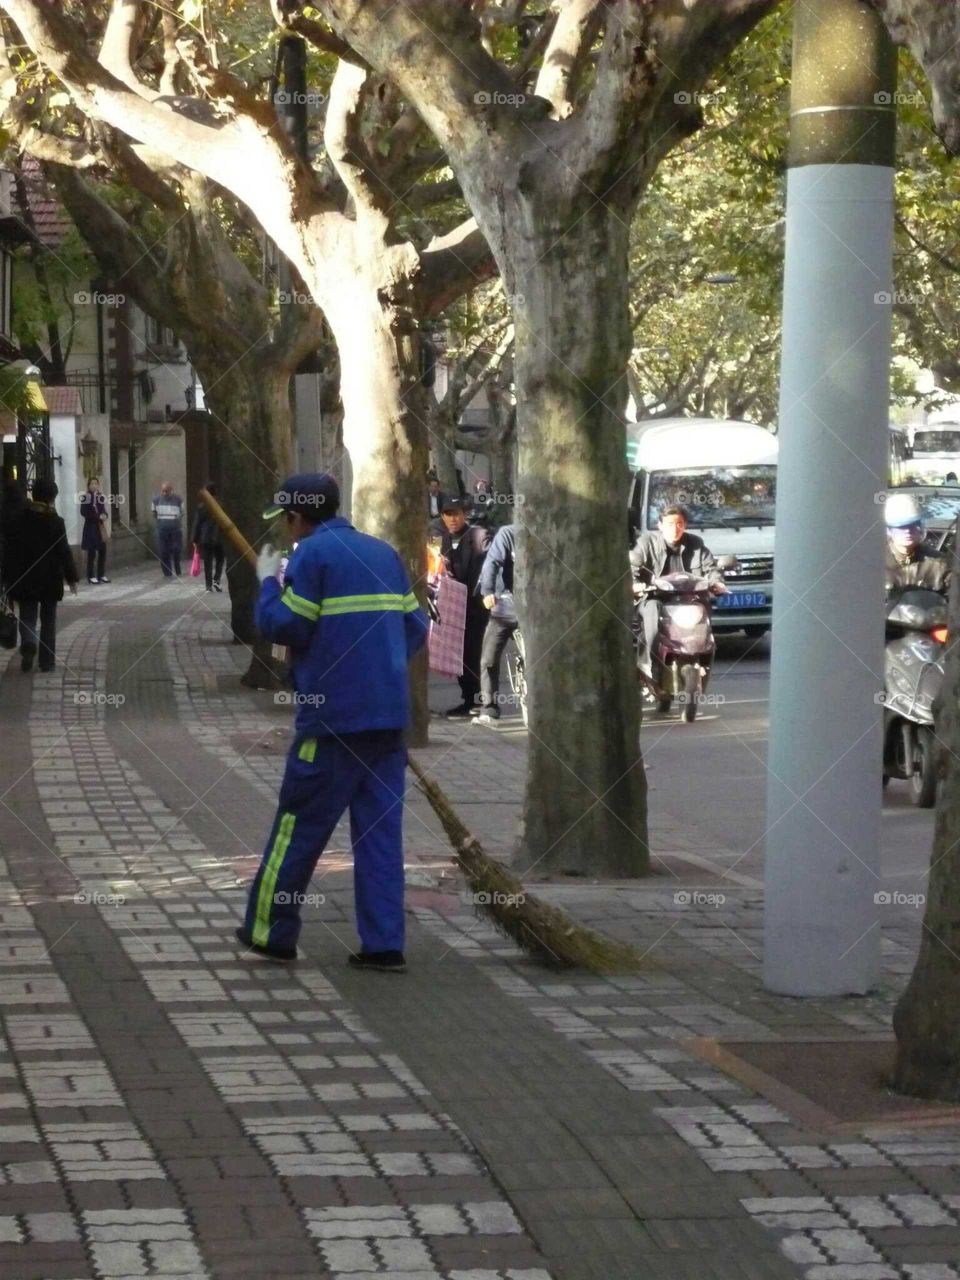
<box><xmin>913</xmin><ymin>430</ymin><xmax>960</xmax><ymax>455</ymax></box>
<box><xmin>647</xmin><ymin>466</ymin><xmax>777</xmax><ymax>530</ymax></box>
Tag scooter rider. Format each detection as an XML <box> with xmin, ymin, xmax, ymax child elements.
<box><xmin>630</xmin><ymin>504</ymin><xmax>727</xmax><ymax>675</ymax></box>
<box><xmin>884</xmin><ymin>493</ymin><xmax>950</xmax><ymax>597</ymax></box>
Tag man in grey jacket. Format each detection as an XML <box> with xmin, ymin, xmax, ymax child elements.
<box><xmin>152</xmin><ymin>481</ymin><xmax>184</xmax><ymax>578</ymax></box>
<box><xmin>631</xmin><ymin>505</ymin><xmax>726</xmax><ymax>675</ymax></box>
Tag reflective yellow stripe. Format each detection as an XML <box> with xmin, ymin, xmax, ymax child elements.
<box><xmin>298</xmin><ymin>737</ymin><xmax>317</xmax><ymax>763</ymax></box>
<box><xmin>403</xmin><ymin>592</ymin><xmax>420</xmax><ymax>613</ymax></box>
<box><xmin>318</xmin><ymin>592</ymin><xmax>406</xmax><ymax>617</ymax></box>
<box><xmin>253</xmin><ymin>811</ymin><xmax>296</xmax><ymax>947</ymax></box>
<box><xmin>281</xmin><ymin>586</ymin><xmax>320</xmax><ymax>620</ymax></box>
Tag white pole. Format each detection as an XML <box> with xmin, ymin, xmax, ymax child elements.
<box><xmin>763</xmin><ymin>0</ymin><xmax>896</xmax><ymax>996</ymax></box>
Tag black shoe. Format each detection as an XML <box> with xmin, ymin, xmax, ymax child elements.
<box><xmin>348</xmin><ymin>950</ymin><xmax>406</xmax><ymax>973</ymax></box>
<box><xmin>444</xmin><ymin>702</ymin><xmax>473</xmax><ymax>718</ymax></box>
<box><xmin>213</xmin><ymin>581</ymin><xmax>223</xmax><ymax>592</ymax></box>
<box><xmin>234</xmin><ymin>926</ymin><xmax>297</xmax><ymax>963</ymax></box>
<box><xmin>98</xmin><ymin>576</ymin><xmax>111</xmax><ymax>583</ymax></box>
<box><xmin>38</xmin><ymin>664</ymin><xmax>55</xmax><ymax>673</ymax></box>
<box><xmin>20</xmin><ymin>650</ymin><xmax>35</xmax><ymax>673</ymax></box>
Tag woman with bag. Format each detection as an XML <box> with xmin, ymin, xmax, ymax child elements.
<box><xmin>80</xmin><ymin>477</ymin><xmax>111</xmax><ymax>584</ymax></box>
<box><xmin>191</xmin><ymin>481</ymin><xmax>225</xmax><ymax>592</ymax></box>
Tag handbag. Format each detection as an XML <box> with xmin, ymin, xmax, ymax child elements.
<box><xmin>99</xmin><ymin>513</ymin><xmax>111</xmax><ymax>543</ymax></box>
<box><xmin>0</xmin><ymin>592</ymin><xmax>16</xmax><ymax>649</ymax></box>
<box><xmin>189</xmin><ymin>544</ymin><xmax>202</xmax><ymax>577</ymax></box>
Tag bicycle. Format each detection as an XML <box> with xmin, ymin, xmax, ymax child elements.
<box><xmin>505</xmin><ymin>628</ymin><xmax>528</xmax><ymax>727</ymax></box>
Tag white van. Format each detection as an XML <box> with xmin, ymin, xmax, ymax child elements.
<box><xmin>627</xmin><ymin>418</ymin><xmax>778</xmax><ymax>636</ymax></box>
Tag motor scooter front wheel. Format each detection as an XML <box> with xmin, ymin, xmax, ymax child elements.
<box><xmin>910</xmin><ymin>725</ymin><xmax>937</xmax><ymax>808</ymax></box>
<box><xmin>680</xmin><ymin>665</ymin><xmax>701</xmax><ymax>723</ymax></box>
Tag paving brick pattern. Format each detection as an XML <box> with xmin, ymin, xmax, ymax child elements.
<box><xmin>0</xmin><ymin>566</ymin><xmax>956</xmax><ymax>1280</ymax></box>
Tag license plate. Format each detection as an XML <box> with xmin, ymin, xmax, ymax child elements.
<box><xmin>716</xmin><ymin>591</ymin><xmax>768</xmax><ymax>609</ymax></box>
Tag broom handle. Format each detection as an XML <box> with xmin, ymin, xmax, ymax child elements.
<box><xmin>198</xmin><ymin>488</ymin><xmax>259</xmax><ymax>570</ymax></box>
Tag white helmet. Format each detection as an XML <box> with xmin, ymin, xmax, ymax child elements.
<box><xmin>884</xmin><ymin>493</ymin><xmax>923</xmax><ymax>528</ymax></box>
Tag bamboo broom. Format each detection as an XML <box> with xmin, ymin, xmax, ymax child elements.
<box><xmin>198</xmin><ymin>487</ymin><xmax>288</xmax><ymax>662</ymax></box>
<box><xmin>198</xmin><ymin>487</ymin><xmax>259</xmax><ymax>569</ymax></box>
<box><xmin>407</xmin><ymin>757</ymin><xmax>645</xmax><ymax>974</ymax></box>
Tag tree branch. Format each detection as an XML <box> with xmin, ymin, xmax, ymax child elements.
<box><xmin>418</xmin><ymin>218</ymin><xmax>497</xmax><ymax>318</ymax></box>
<box><xmin>99</xmin><ymin>0</ymin><xmax>156</xmax><ymax>98</ymax></box>
<box><xmin>534</xmin><ymin>0</ymin><xmax>603</xmax><ymax>119</ymax></box>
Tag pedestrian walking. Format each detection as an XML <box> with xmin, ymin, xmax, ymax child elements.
<box><xmin>191</xmin><ymin>482</ymin><xmax>225</xmax><ymax>592</ymax></box>
<box><xmin>476</xmin><ymin>522</ymin><xmax>518</xmax><ymax>724</ymax></box>
<box><xmin>152</xmin><ymin>481</ymin><xmax>184</xmax><ymax>577</ymax></box>
<box><xmin>236</xmin><ymin>473</ymin><xmax>428</xmax><ymax>971</ymax></box>
<box><xmin>440</xmin><ymin>496</ymin><xmax>491</xmax><ymax>716</ymax></box>
<box><xmin>2</xmin><ymin>477</ymin><xmax>78</xmax><ymax>673</ymax></box>
<box><xmin>80</xmin><ymin>477</ymin><xmax>111</xmax><ymax>584</ymax></box>
<box><xmin>427</xmin><ymin>475</ymin><xmax>446</xmax><ymax>524</ymax></box>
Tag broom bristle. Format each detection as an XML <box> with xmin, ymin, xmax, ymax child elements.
<box><xmin>408</xmin><ymin>756</ymin><xmax>645</xmax><ymax>973</ymax></box>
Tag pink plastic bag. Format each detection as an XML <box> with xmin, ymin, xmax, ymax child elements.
<box><xmin>189</xmin><ymin>545</ymin><xmax>202</xmax><ymax>577</ymax></box>
<box><xmin>428</xmin><ymin>575</ymin><xmax>467</xmax><ymax>678</ymax></box>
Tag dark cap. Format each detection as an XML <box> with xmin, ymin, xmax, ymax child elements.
<box><xmin>263</xmin><ymin>472</ymin><xmax>340</xmax><ymax>520</ymax></box>
<box><xmin>440</xmin><ymin>496</ymin><xmax>467</xmax><ymax>514</ymax></box>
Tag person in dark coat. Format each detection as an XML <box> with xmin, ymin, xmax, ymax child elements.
<box><xmin>3</xmin><ymin>477</ymin><xmax>79</xmax><ymax>673</ymax></box>
<box><xmin>440</xmin><ymin>496</ymin><xmax>491</xmax><ymax>715</ymax></box>
<box><xmin>191</xmin><ymin>482</ymin><xmax>225</xmax><ymax>592</ymax></box>
<box><xmin>80</xmin><ymin>477</ymin><xmax>110</xmax><ymax>584</ymax></box>
<box><xmin>477</xmin><ymin>522</ymin><xmax>517</xmax><ymax>723</ymax></box>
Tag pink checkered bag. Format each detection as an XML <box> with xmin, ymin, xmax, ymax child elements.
<box><xmin>428</xmin><ymin>574</ymin><xmax>467</xmax><ymax>678</ymax></box>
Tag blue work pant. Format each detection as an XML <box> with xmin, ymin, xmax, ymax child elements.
<box><xmin>243</xmin><ymin>732</ymin><xmax>407</xmax><ymax>954</ymax></box>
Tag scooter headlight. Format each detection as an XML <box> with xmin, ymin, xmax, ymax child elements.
<box><xmin>666</xmin><ymin>604</ymin><xmax>706</xmax><ymax>628</ymax></box>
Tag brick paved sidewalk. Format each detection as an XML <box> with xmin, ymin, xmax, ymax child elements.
<box><xmin>0</xmin><ymin>565</ymin><xmax>955</xmax><ymax>1280</ymax></box>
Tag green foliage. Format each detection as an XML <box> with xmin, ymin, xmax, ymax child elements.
<box><xmin>12</xmin><ymin>224</ymin><xmax>97</xmax><ymax>364</ymax></box>
<box><xmin>629</xmin><ymin>7</ymin><xmax>790</xmax><ymax>425</ymax></box>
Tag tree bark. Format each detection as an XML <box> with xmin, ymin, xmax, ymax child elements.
<box><xmin>319</xmin><ymin>259</ymin><xmax>430</xmax><ymax>742</ymax></box>
<box><xmin>510</xmin><ymin>203</ymin><xmax>648</xmax><ymax>877</ymax></box>
<box><xmin>892</xmin><ymin>531</ymin><xmax>960</xmax><ymax>1099</ymax></box>
<box><xmin>430</xmin><ymin>402</ymin><xmax>462</xmax><ymax>497</ymax></box>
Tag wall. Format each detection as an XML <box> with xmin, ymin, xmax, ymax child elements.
<box><xmin>50</xmin><ymin>413</ymin><xmax>79</xmax><ymax>544</ymax></box>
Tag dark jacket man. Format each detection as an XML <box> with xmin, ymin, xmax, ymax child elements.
<box><xmin>885</xmin><ymin>543</ymin><xmax>950</xmax><ymax>596</ymax></box>
<box><xmin>441</xmin><ymin>500</ymin><xmax>492</xmax><ymax>714</ymax></box>
<box><xmin>3</xmin><ymin>479</ymin><xmax>78</xmax><ymax>673</ymax></box>
<box><xmin>630</xmin><ymin>529</ymin><xmax>725</xmax><ymax>588</ymax></box>
<box><xmin>5</xmin><ymin>495</ymin><xmax>78</xmax><ymax>603</ymax></box>
<box><xmin>441</xmin><ymin>521</ymin><xmax>492</xmax><ymax>605</ymax></box>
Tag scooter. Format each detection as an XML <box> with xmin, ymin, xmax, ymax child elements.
<box><xmin>882</xmin><ymin>587</ymin><xmax>948</xmax><ymax>808</ymax></box>
<box><xmin>635</xmin><ymin>573</ymin><xmax>717</xmax><ymax>722</ymax></box>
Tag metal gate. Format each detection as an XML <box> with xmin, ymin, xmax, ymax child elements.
<box><xmin>15</xmin><ymin>415</ymin><xmax>53</xmax><ymax>495</ymax></box>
